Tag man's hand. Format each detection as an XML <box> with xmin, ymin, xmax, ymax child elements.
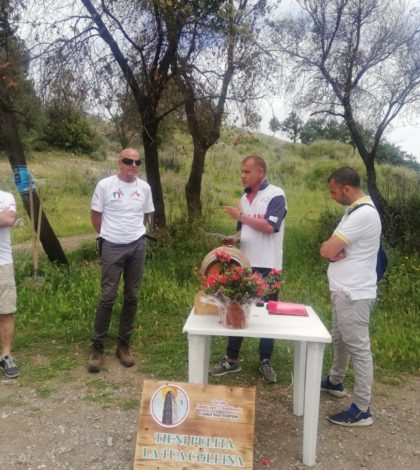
<box><xmin>221</xmin><ymin>235</ymin><xmax>240</xmax><ymax>246</ymax></box>
<box><xmin>91</xmin><ymin>210</ymin><xmax>102</xmax><ymax>234</ymax></box>
<box><xmin>224</xmin><ymin>205</ymin><xmax>242</xmax><ymax>221</ymax></box>
<box><xmin>320</xmin><ymin>235</ymin><xmax>347</xmax><ymax>261</ymax></box>
<box><xmin>326</xmin><ymin>249</ymin><xmax>346</xmax><ymax>262</ymax></box>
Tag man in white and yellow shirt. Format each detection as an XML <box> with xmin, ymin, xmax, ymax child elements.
<box><xmin>320</xmin><ymin>167</ymin><xmax>381</xmax><ymax>427</ymax></box>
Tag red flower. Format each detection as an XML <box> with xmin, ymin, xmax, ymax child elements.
<box><xmin>218</xmin><ymin>274</ymin><xmax>229</xmax><ymax>284</ymax></box>
<box><xmin>205</xmin><ymin>274</ymin><xmax>217</xmax><ymax>287</ymax></box>
<box><xmin>214</xmin><ymin>248</ymin><xmax>231</xmax><ymax>263</ymax></box>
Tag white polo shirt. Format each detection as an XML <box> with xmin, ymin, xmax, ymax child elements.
<box><xmin>0</xmin><ymin>190</ymin><xmax>16</xmax><ymax>265</ymax></box>
<box><xmin>327</xmin><ymin>196</ymin><xmax>381</xmax><ymax>300</ymax></box>
<box><xmin>91</xmin><ymin>175</ymin><xmax>155</xmax><ymax>244</ymax></box>
<box><xmin>239</xmin><ymin>181</ymin><xmax>286</xmax><ymax>270</ymax></box>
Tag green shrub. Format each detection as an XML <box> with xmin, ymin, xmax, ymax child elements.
<box><xmin>299</xmin><ymin>139</ymin><xmax>353</xmax><ymax>160</ymax></box>
<box><xmin>377</xmin><ymin>165</ymin><xmax>420</xmax><ymax>201</ymax></box>
<box><xmin>304</xmin><ymin>163</ymin><xmax>341</xmax><ymax>191</ymax></box>
<box><xmin>160</xmin><ymin>146</ymin><xmax>185</xmax><ymax>173</ymax></box>
<box><xmin>312</xmin><ymin>209</ymin><xmax>341</xmax><ymax>245</ymax></box>
<box><xmin>43</xmin><ymin>106</ymin><xmax>97</xmax><ymax>155</ymax></box>
<box><xmin>371</xmin><ymin>252</ymin><xmax>420</xmax><ymax>372</ymax></box>
<box><xmin>383</xmin><ymin>195</ymin><xmax>420</xmax><ymax>253</ymax></box>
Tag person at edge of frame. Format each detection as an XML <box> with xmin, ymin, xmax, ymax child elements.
<box><xmin>320</xmin><ymin>166</ymin><xmax>381</xmax><ymax>427</ymax></box>
<box><xmin>0</xmin><ymin>187</ymin><xmax>20</xmax><ymax>379</ymax></box>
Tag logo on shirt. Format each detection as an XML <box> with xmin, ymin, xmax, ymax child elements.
<box><xmin>112</xmin><ymin>189</ymin><xmax>123</xmax><ymax>200</ymax></box>
<box><xmin>130</xmin><ymin>190</ymin><xmax>142</xmax><ymax>201</ymax></box>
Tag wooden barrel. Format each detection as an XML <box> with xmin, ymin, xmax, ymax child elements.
<box><xmin>200</xmin><ymin>245</ymin><xmax>251</xmax><ymax>276</ymax></box>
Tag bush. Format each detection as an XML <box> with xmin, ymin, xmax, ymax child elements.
<box><xmin>304</xmin><ymin>163</ymin><xmax>341</xmax><ymax>191</ymax></box>
<box><xmin>299</xmin><ymin>140</ymin><xmax>353</xmax><ymax>160</ymax></box>
<box><xmin>160</xmin><ymin>146</ymin><xmax>185</xmax><ymax>173</ymax></box>
<box><xmin>383</xmin><ymin>195</ymin><xmax>420</xmax><ymax>254</ymax></box>
<box><xmin>311</xmin><ymin>209</ymin><xmax>340</xmax><ymax>247</ymax></box>
<box><xmin>43</xmin><ymin>106</ymin><xmax>96</xmax><ymax>155</ymax></box>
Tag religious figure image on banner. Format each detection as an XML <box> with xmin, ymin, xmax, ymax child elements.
<box><xmin>150</xmin><ymin>383</ymin><xmax>190</xmax><ymax>428</ymax></box>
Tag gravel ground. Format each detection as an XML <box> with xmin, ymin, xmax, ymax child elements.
<box><xmin>1</xmin><ymin>353</ymin><xmax>419</xmax><ymax>470</ymax></box>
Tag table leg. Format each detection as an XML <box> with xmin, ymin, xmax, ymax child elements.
<box><xmin>187</xmin><ymin>334</ymin><xmax>211</xmax><ymax>384</ymax></box>
<box><xmin>293</xmin><ymin>340</ymin><xmax>306</xmax><ymax>416</ymax></box>
<box><xmin>302</xmin><ymin>341</ymin><xmax>325</xmax><ymax>467</ymax></box>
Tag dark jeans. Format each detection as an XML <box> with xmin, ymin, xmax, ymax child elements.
<box><xmin>91</xmin><ymin>236</ymin><xmax>147</xmax><ymax>350</ymax></box>
<box><xmin>226</xmin><ymin>267</ymin><xmax>279</xmax><ymax>361</ymax></box>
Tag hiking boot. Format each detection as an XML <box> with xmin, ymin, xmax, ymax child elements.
<box><xmin>0</xmin><ymin>355</ymin><xmax>20</xmax><ymax>379</ymax></box>
<box><xmin>321</xmin><ymin>376</ymin><xmax>346</xmax><ymax>398</ymax></box>
<box><xmin>116</xmin><ymin>343</ymin><xmax>135</xmax><ymax>368</ymax></box>
<box><xmin>328</xmin><ymin>403</ymin><xmax>373</xmax><ymax>427</ymax></box>
<box><xmin>259</xmin><ymin>359</ymin><xmax>277</xmax><ymax>383</ymax></box>
<box><xmin>210</xmin><ymin>356</ymin><xmax>241</xmax><ymax>376</ymax></box>
<box><xmin>87</xmin><ymin>348</ymin><xmax>104</xmax><ymax>373</ymax></box>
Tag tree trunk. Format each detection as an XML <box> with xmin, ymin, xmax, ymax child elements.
<box><xmin>364</xmin><ymin>153</ymin><xmax>386</xmax><ymax>217</ymax></box>
<box><xmin>176</xmin><ymin>75</ymin><xmax>221</xmax><ymax>221</ymax></box>
<box><xmin>0</xmin><ymin>96</ymin><xmax>68</xmax><ymax>265</ymax></box>
<box><xmin>185</xmin><ymin>143</ymin><xmax>206</xmax><ymax>220</ymax></box>
<box><xmin>142</xmin><ymin>124</ymin><xmax>166</xmax><ymax>228</ymax></box>
<box><xmin>342</xmin><ymin>105</ymin><xmax>385</xmax><ymax>216</ymax></box>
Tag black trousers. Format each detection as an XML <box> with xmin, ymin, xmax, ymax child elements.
<box><xmin>91</xmin><ymin>236</ymin><xmax>147</xmax><ymax>350</ymax></box>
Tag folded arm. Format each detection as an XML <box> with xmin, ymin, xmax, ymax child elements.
<box><xmin>0</xmin><ymin>209</ymin><xmax>17</xmax><ymax>228</ymax></box>
<box><xmin>320</xmin><ymin>235</ymin><xmax>347</xmax><ymax>261</ymax></box>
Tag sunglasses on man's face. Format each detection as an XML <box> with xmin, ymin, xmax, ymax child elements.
<box><xmin>121</xmin><ymin>157</ymin><xmax>141</xmax><ymax>166</ymax></box>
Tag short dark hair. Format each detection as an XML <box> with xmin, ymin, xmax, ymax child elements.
<box><xmin>242</xmin><ymin>155</ymin><xmax>267</xmax><ymax>174</ymax></box>
<box><xmin>328</xmin><ymin>167</ymin><xmax>360</xmax><ymax>187</ymax></box>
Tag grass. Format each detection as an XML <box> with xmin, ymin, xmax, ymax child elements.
<box><xmin>2</xmin><ymin>130</ymin><xmax>419</xmax><ymax>391</ymax></box>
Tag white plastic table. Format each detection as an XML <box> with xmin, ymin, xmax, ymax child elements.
<box><xmin>182</xmin><ymin>304</ymin><xmax>332</xmax><ymax>467</ymax></box>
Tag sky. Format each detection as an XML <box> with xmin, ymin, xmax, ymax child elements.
<box><xmin>258</xmin><ymin>0</ymin><xmax>420</xmax><ymax>162</ymax></box>
<box><xmin>259</xmin><ymin>98</ymin><xmax>420</xmax><ymax>162</ymax></box>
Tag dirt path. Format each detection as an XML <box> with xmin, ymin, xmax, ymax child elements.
<box><xmin>1</xmin><ymin>356</ymin><xmax>419</xmax><ymax>470</ymax></box>
<box><xmin>12</xmin><ymin>233</ymin><xmax>97</xmax><ymax>254</ymax></box>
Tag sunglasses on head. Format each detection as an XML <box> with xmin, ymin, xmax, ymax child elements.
<box><xmin>121</xmin><ymin>157</ymin><xmax>141</xmax><ymax>166</ymax></box>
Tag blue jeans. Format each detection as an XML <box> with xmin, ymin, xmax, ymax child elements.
<box><xmin>91</xmin><ymin>236</ymin><xmax>147</xmax><ymax>350</ymax></box>
<box><xmin>226</xmin><ymin>267</ymin><xmax>278</xmax><ymax>361</ymax></box>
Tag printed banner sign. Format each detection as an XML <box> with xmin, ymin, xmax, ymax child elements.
<box><xmin>134</xmin><ymin>380</ymin><xmax>256</xmax><ymax>469</ymax></box>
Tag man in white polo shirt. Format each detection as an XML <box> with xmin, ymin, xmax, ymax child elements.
<box><xmin>87</xmin><ymin>148</ymin><xmax>155</xmax><ymax>373</ymax></box>
<box><xmin>210</xmin><ymin>155</ymin><xmax>287</xmax><ymax>383</ymax></box>
<box><xmin>320</xmin><ymin>167</ymin><xmax>381</xmax><ymax>426</ymax></box>
<box><xmin>0</xmin><ymin>188</ymin><xmax>20</xmax><ymax>379</ymax></box>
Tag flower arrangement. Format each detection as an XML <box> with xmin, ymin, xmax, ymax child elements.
<box><xmin>201</xmin><ymin>248</ymin><xmax>267</xmax><ymax>304</ymax></box>
<box><xmin>264</xmin><ymin>268</ymin><xmax>283</xmax><ymax>296</ymax></box>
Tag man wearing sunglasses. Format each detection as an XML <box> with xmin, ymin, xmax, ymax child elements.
<box><xmin>88</xmin><ymin>148</ymin><xmax>154</xmax><ymax>373</ymax></box>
